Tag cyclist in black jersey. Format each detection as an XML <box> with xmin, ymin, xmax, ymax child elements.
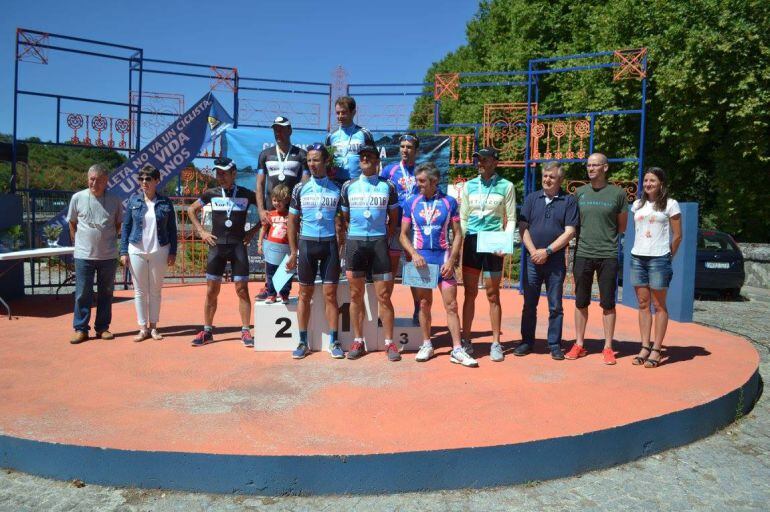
<box><xmin>187</xmin><ymin>157</ymin><xmax>259</xmax><ymax>347</ymax></box>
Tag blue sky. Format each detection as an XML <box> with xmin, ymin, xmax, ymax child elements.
<box><xmin>2</xmin><ymin>0</ymin><xmax>480</xmax><ymax>142</ymax></box>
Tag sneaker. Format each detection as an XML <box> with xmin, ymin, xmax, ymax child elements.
<box><xmin>461</xmin><ymin>338</ymin><xmax>474</xmax><ymax>355</ymax></box>
<box><xmin>255</xmin><ymin>288</ymin><xmax>269</xmax><ymax>301</ymax></box>
<box><xmin>70</xmin><ymin>330</ymin><xmax>88</xmax><ymax>344</ymax></box>
<box><xmin>329</xmin><ymin>342</ymin><xmax>345</xmax><ymax>359</ymax></box>
<box><xmin>513</xmin><ymin>342</ymin><xmax>532</xmax><ymax>356</ymax></box>
<box><xmin>264</xmin><ymin>295</ymin><xmax>277</xmax><ymax>305</ymax></box>
<box><xmin>415</xmin><ymin>343</ymin><xmax>434</xmax><ymax>362</ymax></box>
<box><xmin>386</xmin><ymin>343</ymin><xmax>402</xmax><ymax>362</ymax></box>
<box><xmin>550</xmin><ymin>347</ymin><xmax>565</xmax><ymax>360</ymax></box>
<box><xmin>292</xmin><ymin>343</ymin><xmax>309</xmax><ymax>359</ymax></box>
<box><xmin>241</xmin><ymin>330</ymin><xmax>254</xmax><ymax>348</ymax></box>
<box><xmin>191</xmin><ymin>330</ymin><xmax>214</xmax><ymax>347</ymax></box>
<box><xmin>565</xmin><ymin>344</ymin><xmax>588</xmax><ymax>360</ymax></box>
<box><xmin>450</xmin><ymin>347</ymin><xmax>479</xmax><ymax>367</ymax></box>
<box><xmin>150</xmin><ymin>329</ymin><xmax>163</xmax><ymax>340</ymax></box>
<box><xmin>602</xmin><ymin>347</ymin><xmax>617</xmax><ymax>365</ymax></box>
<box><xmin>489</xmin><ymin>342</ymin><xmax>505</xmax><ymax>362</ymax></box>
<box><xmin>95</xmin><ymin>330</ymin><xmax>114</xmax><ymax>340</ymax></box>
<box><xmin>347</xmin><ymin>340</ymin><xmax>366</xmax><ymax>360</ymax></box>
<box><xmin>280</xmin><ymin>293</ymin><xmax>290</xmax><ymax>303</ymax></box>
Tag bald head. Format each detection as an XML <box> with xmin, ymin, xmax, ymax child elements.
<box><xmin>586</xmin><ymin>153</ymin><xmax>609</xmax><ymax>185</ymax></box>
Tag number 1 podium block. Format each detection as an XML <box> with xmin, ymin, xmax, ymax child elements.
<box><xmin>310</xmin><ymin>280</ymin><xmax>378</xmax><ymax>353</ymax></box>
<box><xmin>253</xmin><ymin>298</ymin><xmax>300</xmax><ymax>351</ymax></box>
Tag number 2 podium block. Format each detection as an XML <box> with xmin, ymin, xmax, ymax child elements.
<box><xmin>253</xmin><ymin>298</ymin><xmax>300</xmax><ymax>351</ymax></box>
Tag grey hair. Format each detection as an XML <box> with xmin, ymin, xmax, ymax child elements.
<box><xmin>542</xmin><ymin>161</ymin><xmax>564</xmax><ymax>177</ymax></box>
<box><xmin>415</xmin><ymin>162</ymin><xmax>440</xmax><ymax>182</ymax></box>
<box><xmin>88</xmin><ymin>163</ymin><xmax>109</xmax><ymax>177</ymax></box>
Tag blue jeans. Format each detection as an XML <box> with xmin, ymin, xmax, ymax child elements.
<box><xmin>630</xmin><ymin>254</ymin><xmax>672</xmax><ymax>289</ymax></box>
<box><xmin>521</xmin><ymin>253</ymin><xmax>566</xmax><ymax>348</ymax></box>
<box><xmin>73</xmin><ymin>258</ymin><xmax>117</xmax><ymax>333</ymax></box>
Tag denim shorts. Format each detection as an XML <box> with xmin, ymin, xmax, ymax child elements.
<box><xmin>630</xmin><ymin>254</ymin><xmax>673</xmax><ymax>289</ymax></box>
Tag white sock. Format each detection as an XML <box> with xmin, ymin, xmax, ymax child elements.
<box><xmin>384</xmin><ymin>339</ymin><xmax>393</xmax><ymax>346</ymax></box>
<box><xmin>422</xmin><ymin>340</ymin><xmax>432</xmax><ymax>347</ymax></box>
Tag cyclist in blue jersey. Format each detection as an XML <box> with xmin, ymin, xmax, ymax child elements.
<box><xmin>340</xmin><ymin>145</ymin><xmax>401</xmax><ymax>362</ymax></box>
<box><xmin>325</xmin><ymin>96</ymin><xmax>375</xmax><ymax>184</ymax></box>
<box><xmin>380</xmin><ymin>133</ymin><xmax>421</xmax><ymax>323</ymax></box>
<box><xmin>285</xmin><ymin>144</ymin><xmax>344</xmax><ymax>359</ymax></box>
<box><xmin>400</xmin><ymin>163</ymin><xmax>478</xmax><ymax>367</ymax></box>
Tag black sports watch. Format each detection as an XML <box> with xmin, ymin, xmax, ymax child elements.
<box><xmin>545</xmin><ymin>246</ymin><xmax>553</xmax><ymax>256</ymax></box>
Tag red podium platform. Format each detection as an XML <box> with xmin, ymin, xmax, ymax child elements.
<box><xmin>0</xmin><ymin>283</ymin><xmax>761</xmax><ymax>495</ymax></box>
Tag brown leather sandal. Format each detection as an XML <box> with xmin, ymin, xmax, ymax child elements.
<box><xmin>644</xmin><ymin>348</ymin><xmax>662</xmax><ymax>368</ymax></box>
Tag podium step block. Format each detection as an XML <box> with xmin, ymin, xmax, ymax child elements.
<box><xmin>253</xmin><ymin>298</ymin><xmax>300</xmax><ymax>351</ymax></box>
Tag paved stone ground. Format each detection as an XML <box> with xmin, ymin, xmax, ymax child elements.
<box><xmin>2</xmin><ymin>287</ymin><xmax>768</xmax><ymax>511</ymax></box>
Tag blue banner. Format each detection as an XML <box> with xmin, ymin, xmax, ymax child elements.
<box><xmin>49</xmin><ymin>92</ymin><xmax>232</xmax><ymax>245</ymax></box>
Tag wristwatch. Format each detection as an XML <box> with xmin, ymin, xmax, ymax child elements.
<box><xmin>545</xmin><ymin>246</ymin><xmax>553</xmax><ymax>256</ymax></box>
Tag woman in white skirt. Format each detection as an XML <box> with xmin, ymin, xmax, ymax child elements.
<box><xmin>120</xmin><ymin>165</ymin><xmax>178</xmax><ymax>341</ymax></box>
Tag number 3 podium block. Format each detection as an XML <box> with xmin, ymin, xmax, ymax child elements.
<box><xmin>386</xmin><ymin>317</ymin><xmax>424</xmax><ymax>353</ymax></box>
<box><xmin>253</xmin><ymin>298</ymin><xmax>300</xmax><ymax>351</ymax></box>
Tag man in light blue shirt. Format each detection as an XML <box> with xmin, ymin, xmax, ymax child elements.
<box><xmin>325</xmin><ymin>96</ymin><xmax>376</xmax><ymax>183</ymax></box>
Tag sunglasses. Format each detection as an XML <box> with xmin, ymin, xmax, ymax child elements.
<box><xmin>359</xmin><ymin>153</ymin><xmax>378</xmax><ymax>160</ymax></box>
<box><xmin>137</xmin><ymin>176</ymin><xmax>154</xmax><ymax>182</ymax></box>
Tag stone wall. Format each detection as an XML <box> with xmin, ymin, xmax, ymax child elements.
<box><xmin>739</xmin><ymin>243</ymin><xmax>770</xmax><ymax>289</ymax></box>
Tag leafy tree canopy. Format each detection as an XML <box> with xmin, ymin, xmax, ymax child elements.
<box><xmin>410</xmin><ymin>0</ymin><xmax>770</xmax><ymax>241</ymax></box>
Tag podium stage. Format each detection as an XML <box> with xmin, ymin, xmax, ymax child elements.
<box><xmin>0</xmin><ymin>283</ymin><xmax>761</xmax><ymax>495</ymax></box>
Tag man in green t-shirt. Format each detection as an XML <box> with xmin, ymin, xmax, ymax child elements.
<box><xmin>565</xmin><ymin>153</ymin><xmax>628</xmax><ymax>365</ymax></box>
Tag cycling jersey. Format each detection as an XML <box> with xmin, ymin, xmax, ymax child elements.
<box><xmin>288</xmin><ymin>175</ymin><xmax>341</xmax><ymax>240</ymax></box>
<box><xmin>340</xmin><ymin>175</ymin><xmax>399</xmax><ymax>240</ymax></box>
<box><xmin>197</xmin><ymin>186</ymin><xmax>257</xmax><ymax>244</ymax></box>
<box><xmin>325</xmin><ymin>124</ymin><xmax>375</xmax><ymax>181</ymax></box>
<box><xmin>380</xmin><ymin>161</ymin><xmax>418</xmax><ymax>211</ymax></box>
<box><xmin>402</xmin><ymin>191</ymin><xmax>459</xmax><ymax>251</ymax></box>
<box><xmin>459</xmin><ymin>174</ymin><xmax>516</xmax><ymax>235</ymax></box>
<box><xmin>257</xmin><ymin>145</ymin><xmax>308</xmax><ymax>204</ymax></box>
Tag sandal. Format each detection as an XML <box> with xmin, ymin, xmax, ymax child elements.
<box><xmin>133</xmin><ymin>329</ymin><xmax>150</xmax><ymax>342</ymax></box>
<box><xmin>632</xmin><ymin>344</ymin><xmax>652</xmax><ymax>365</ymax></box>
<box><xmin>644</xmin><ymin>348</ymin><xmax>662</xmax><ymax>368</ymax></box>
<box><xmin>150</xmin><ymin>328</ymin><xmax>163</xmax><ymax>341</ymax></box>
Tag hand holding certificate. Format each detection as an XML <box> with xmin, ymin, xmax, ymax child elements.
<box><xmin>477</xmin><ymin>230</ymin><xmax>514</xmax><ymax>254</ymax></box>
<box><xmin>402</xmin><ymin>262</ymin><xmax>440</xmax><ymax>289</ymax></box>
<box><xmin>272</xmin><ymin>254</ymin><xmax>296</xmax><ymax>293</ymax></box>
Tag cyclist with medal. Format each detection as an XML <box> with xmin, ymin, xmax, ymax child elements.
<box><xmin>459</xmin><ymin>147</ymin><xmax>516</xmax><ymax>362</ymax></box>
<box><xmin>285</xmin><ymin>144</ymin><xmax>344</xmax><ymax>359</ymax></box>
<box><xmin>400</xmin><ymin>163</ymin><xmax>478</xmax><ymax>367</ymax></box>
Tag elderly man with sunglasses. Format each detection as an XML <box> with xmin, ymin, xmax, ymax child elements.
<box><xmin>516</xmin><ymin>162</ymin><xmax>578</xmax><ymax>360</ymax></box>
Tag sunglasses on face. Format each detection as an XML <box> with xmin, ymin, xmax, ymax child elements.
<box><xmin>137</xmin><ymin>176</ymin><xmax>154</xmax><ymax>182</ymax></box>
<box><xmin>359</xmin><ymin>153</ymin><xmax>378</xmax><ymax>161</ymax></box>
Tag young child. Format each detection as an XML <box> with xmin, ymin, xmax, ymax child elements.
<box><xmin>258</xmin><ymin>184</ymin><xmax>292</xmax><ymax>303</ymax></box>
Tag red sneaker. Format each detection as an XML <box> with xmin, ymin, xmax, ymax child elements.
<box><xmin>565</xmin><ymin>344</ymin><xmax>588</xmax><ymax>360</ymax></box>
<box><xmin>602</xmin><ymin>348</ymin><xmax>617</xmax><ymax>365</ymax></box>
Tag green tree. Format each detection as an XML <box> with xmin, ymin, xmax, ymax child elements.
<box><xmin>411</xmin><ymin>0</ymin><xmax>770</xmax><ymax>241</ymax></box>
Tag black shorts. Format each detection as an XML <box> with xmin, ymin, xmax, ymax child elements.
<box><xmin>573</xmin><ymin>256</ymin><xmax>619</xmax><ymax>310</ymax></box>
<box><xmin>462</xmin><ymin>233</ymin><xmax>504</xmax><ymax>277</ymax></box>
<box><xmin>298</xmin><ymin>238</ymin><xmax>340</xmax><ymax>286</ymax></box>
<box><xmin>206</xmin><ymin>243</ymin><xmax>250</xmax><ymax>282</ymax></box>
<box><xmin>345</xmin><ymin>237</ymin><xmax>392</xmax><ymax>281</ymax></box>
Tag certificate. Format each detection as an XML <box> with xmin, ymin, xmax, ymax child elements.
<box><xmin>401</xmin><ymin>262</ymin><xmax>440</xmax><ymax>289</ymax></box>
<box><xmin>477</xmin><ymin>230</ymin><xmax>514</xmax><ymax>254</ymax></box>
<box><xmin>272</xmin><ymin>254</ymin><xmax>296</xmax><ymax>293</ymax></box>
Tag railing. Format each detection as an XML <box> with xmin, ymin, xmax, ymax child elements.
<box><xmin>17</xmin><ymin>190</ymin><xmax>267</xmax><ymax>293</ymax></box>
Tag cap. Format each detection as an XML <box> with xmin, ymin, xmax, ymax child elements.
<box><xmin>213</xmin><ymin>157</ymin><xmax>236</xmax><ymax>171</ymax></box>
<box><xmin>272</xmin><ymin>116</ymin><xmax>291</xmax><ymax>127</ymax></box>
<box><xmin>473</xmin><ymin>147</ymin><xmax>499</xmax><ymax>159</ymax></box>
<box><xmin>358</xmin><ymin>144</ymin><xmax>380</xmax><ymax>157</ymax></box>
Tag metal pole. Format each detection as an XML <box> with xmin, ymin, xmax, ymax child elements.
<box><xmin>55</xmin><ymin>97</ymin><xmax>61</xmax><ymax>144</ymax></box>
<box><xmin>12</xmin><ymin>30</ymin><xmax>21</xmax><ymax>194</ymax></box>
<box><xmin>524</xmin><ymin>60</ymin><xmax>533</xmax><ymax>196</ymax></box>
<box><xmin>327</xmin><ymin>84</ymin><xmax>332</xmax><ymax>132</ymax></box>
<box><xmin>637</xmin><ymin>53</ymin><xmax>649</xmax><ymax>197</ymax></box>
<box><xmin>433</xmin><ymin>100</ymin><xmax>440</xmax><ymax>134</ymax></box>
<box><xmin>588</xmin><ymin>114</ymin><xmax>596</xmax><ymax>154</ymax></box>
<box><xmin>136</xmin><ymin>50</ymin><xmax>143</xmax><ymax>152</ymax></box>
<box><xmin>233</xmin><ymin>68</ymin><xmax>239</xmax><ymax>128</ymax></box>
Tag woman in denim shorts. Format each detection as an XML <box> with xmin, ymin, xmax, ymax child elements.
<box><xmin>630</xmin><ymin>168</ymin><xmax>682</xmax><ymax>368</ymax></box>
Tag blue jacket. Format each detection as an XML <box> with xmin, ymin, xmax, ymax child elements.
<box><xmin>120</xmin><ymin>193</ymin><xmax>178</xmax><ymax>255</ymax></box>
